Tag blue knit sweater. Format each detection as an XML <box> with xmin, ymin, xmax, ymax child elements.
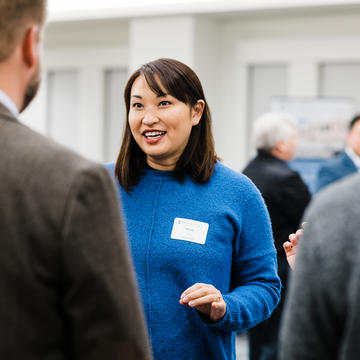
<box><xmin>106</xmin><ymin>162</ymin><xmax>281</xmax><ymax>360</ymax></box>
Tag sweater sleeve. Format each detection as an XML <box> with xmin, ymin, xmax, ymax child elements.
<box><xmin>209</xmin><ymin>179</ymin><xmax>281</xmax><ymax>332</ymax></box>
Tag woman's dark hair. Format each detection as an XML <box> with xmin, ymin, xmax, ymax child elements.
<box><xmin>115</xmin><ymin>58</ymin><xmax>219</xmax><ymax>192</ymax></box>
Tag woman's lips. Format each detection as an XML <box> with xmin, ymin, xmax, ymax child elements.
<box><xmin>142</xmin><ymin>130</ymin><xmax>166</xmax><ymax>144</ymax></box>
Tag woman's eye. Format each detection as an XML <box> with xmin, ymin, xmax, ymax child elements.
<box><xmin>159</xmin><ymin>100</ymin><xmax>171</xmax><ymax>106</ymax></box>
<box><xmin>132</xmin><ymin>103</ymin><xmax>143</xmax><ymax>108</ymax></box>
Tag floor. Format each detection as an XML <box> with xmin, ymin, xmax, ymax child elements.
<box><xmin>236</xmin><ymin>333</ymin><xmax>249</xmax><ymax>359</ymax></box>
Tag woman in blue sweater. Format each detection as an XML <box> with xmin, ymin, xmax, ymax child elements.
<box><xmin>107</xmin><ymin>58</ymin><xmax>281</xmax><ymax>360</ymax></box>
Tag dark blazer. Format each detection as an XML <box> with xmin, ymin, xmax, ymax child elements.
<box><xmin>316</xmin><ymin>151</ymin><xmax>358</xmax><ymax>192</ymax></box>
<box><xmin>243</xmin><ymin>150</ymin><xmax>311</xmax><ymax>278</ymax></box>
<box><xmin>0</xmin><ymin>103</ymin><xmax>152</xmax><ymax>360</ymax></box>
<box><xmin>244</xmin><ymin>150</ymin><xmax>311</xmax><ymax>360</ymax></box>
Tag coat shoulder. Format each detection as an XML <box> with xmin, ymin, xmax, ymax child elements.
<box><xmin>2</xmin><ymin>118</ymin><xmax>102</xmax><ymax>184</ymax></box>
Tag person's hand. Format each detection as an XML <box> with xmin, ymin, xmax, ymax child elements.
<box><xmin>179</xmin><ymin>283</ymin><xmax>226</xmax><ymax>323</ymax></box>
<box><xmin>283</xmin><ymin>222</ymin><xmax>306</xmax><ymax>269</ymax></box>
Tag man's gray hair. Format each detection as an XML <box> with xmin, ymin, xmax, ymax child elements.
<box><xmin>253</xmin><ymin>112</ymin><xmax>298</xmax><ymax>151</ymax></box>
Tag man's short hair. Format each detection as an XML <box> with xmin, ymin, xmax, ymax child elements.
<box><xmin>349</xmin><ymin>114</ymin><xmax>360</xmax><ymax>130</ymax></box>
<box><xmin>253</xmin><ymin>112</ymin><xmax>297</xmax><ymax>151</ymax></box>
<box><xmin>0</xmin><ymin>0</ymin><xmax>47</xmax><ymax>62</ymax></box>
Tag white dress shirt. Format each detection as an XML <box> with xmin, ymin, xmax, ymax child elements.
<box><xmin>0</xmin><ymin>89</ymin><xmax>19</xmax><ymax>117</ymax></box>
<box><xmin>345</xmin><ymin>146</ymin><xmax>360</xmax><ymax>171</ymax></box>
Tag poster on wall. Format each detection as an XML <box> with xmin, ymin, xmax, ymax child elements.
<box><xmin>271</xmin><ymin>97</ymin><xmax>356</xmax><ymax>193</ymax></box>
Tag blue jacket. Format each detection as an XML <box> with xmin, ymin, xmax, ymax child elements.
<box><xmin>316</xmin><ymin>152</ymin><xmax>357</xmax><ymax>192</ymax></box>
<box><xmin>106</xmin><ymin>162</ymin><xmax>281</xmax><ymax>360</ymax></box>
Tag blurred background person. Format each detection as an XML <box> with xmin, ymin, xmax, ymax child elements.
<box><xmin>280</xmin><ymin>173</ymin><xmax>360</xmax><ymax>360</ymax></box>
<box><xmin>243</xmin><ymin>112</ymin><xmax>311</xmax><ymax>360</ymax></box>
<box><xmin>106</xmin><ymin>58</ymin><xmax>281</xmax><ymax>360</ymax></box>
<box><xmin>316</xmin><ymin>114</ymin><xmax>360</xmax><ymax>192</ymax></box>
<box><xmin>0</xmin><ymin>1</ymin><xmax>152</xmax><ymax>359</ymax></box>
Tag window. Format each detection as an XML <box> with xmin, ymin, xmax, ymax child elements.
<box><xmin>47</xmin><ymin>70</ymin><xmax>79</xmax><ymax>152</ymax></box>
<box><xmin>103</xmin><ymin>69</ymin><xmax>128</xmax><ymax>162</ymax></box>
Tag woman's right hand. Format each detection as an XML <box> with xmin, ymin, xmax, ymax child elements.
<box><xmin>179</xmin><ymin>283</ymin><xmax>226</xmax><ymax>323</ymax></box>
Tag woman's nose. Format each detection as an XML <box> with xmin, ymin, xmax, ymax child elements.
<box><xmin>142</xmin><ymin>112</ymin><xmax>159</xmax><ymax>125</ymax></box>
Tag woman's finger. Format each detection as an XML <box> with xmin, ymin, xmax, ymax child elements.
<box><xmin>180</xmin><ymin>283</ymin><xmax>208</xmax><ymax>298</ymax></box>
<box><xmin>180</xmin><ymin>285</ymin><xmax>217</xmax><ymax>304</ymax></box>
<box><xmin>180</xmin><ymin>283</ymin><xmax>215</xmax><ymax>300</ymax></box>
<box><xmin>187</xmin><ymin>293</ymin><xmax>222</xmax><ymax>307</ymax></box>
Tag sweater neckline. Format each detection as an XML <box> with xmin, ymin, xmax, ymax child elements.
<box><xmin>143</xmin><ymin>167</ymin><xmax>176</xmax><ymax>179</ymax></box>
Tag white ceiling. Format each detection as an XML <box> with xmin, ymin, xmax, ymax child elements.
<box><xmin>48</xmin><ymin>0</ymin><xmax>360</xmax><ymax>22</ymax></box>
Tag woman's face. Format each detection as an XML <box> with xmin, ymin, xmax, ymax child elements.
<box><xmin>128</xmin><ymin>75</ymin><xmax>204</xmax><ymax>171</ymax></box>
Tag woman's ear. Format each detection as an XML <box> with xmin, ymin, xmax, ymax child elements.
<box><xmin>191</xmin><ymin>100</ymin><xmax>205</xmax><ymax>126</ymax></box>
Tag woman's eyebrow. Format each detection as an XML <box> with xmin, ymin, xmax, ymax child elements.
<box><xmin>130</xmin><ymin>93</ymin><xmax>169</xmax><ymax>99</ymax></box>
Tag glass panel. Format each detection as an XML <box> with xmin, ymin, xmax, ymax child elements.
<box><xmin>248</xmin><ymin>64</ymin><xmax>287</xmax><ymax>122</ymax></box>
<box><xmin>47</xmin><ymin>70</ymin><xmax>79</xmax><ymax>152</ymax></box>
<box><xmin>247</xmin><ymin>64</ymin><xmax>287</xmax><ymax>154</ymax></box>
<box><xmin>319</xmin><ymin>63</ymin><xmax>360</xmax><ymax>110</ymax></box>
<box><xmin>103</xmin><ymin>68</ymin><xmax>128</xmax><ymax>163</ymax></box>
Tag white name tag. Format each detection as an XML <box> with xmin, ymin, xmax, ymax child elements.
<box><xmin>171</xmin><ymin>218</ymin><xmax>209</xmax><ymax>245</ymax></box>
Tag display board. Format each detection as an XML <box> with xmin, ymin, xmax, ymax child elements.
<box><xmin>271</xmin><ymin>97</ymin><xmax>355</xmax><ymax>158</ymax></box>
<box><xmin>271</xmin><ymin>97</ymin><xmax>356</xmax><ymax>193</ymax></box>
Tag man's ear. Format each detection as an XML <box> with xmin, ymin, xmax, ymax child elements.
<box><xmin>346</xmin><ymin>131</ymin><xmax>352</xmax><ymax>145</ymax></box>
<box><xmin>22</xmin><ymin>26</ymin><xmax>39</xmax><ymax>68</ymax></box>
<box><xmin>274</xmin><ymin>139</ymin><xmax>286</xmax><ymax>154</ymax></box>
<box><xmin>191</xmin><ymin>100</ymin><xmax>205</xmax><ymax>126</ymax></box>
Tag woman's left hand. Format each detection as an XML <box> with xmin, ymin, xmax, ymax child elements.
<box><xmin>179</xmin><ymin>283</ymin><xmax>226</xmax><ymax>323</ymax></box>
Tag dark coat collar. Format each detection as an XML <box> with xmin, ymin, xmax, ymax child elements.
<box><xmin>257</xmin><ymin>149</ymin><xmax>286</xmax><ymax>163</ymax></box>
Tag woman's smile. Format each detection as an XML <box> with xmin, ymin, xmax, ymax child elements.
<box><xmin>128</xmin><ymin>75</ymin><xmax>202</xmax><ymax>170</ymax></box>
<box><xmin>142</xmin><ymin>129</ymin><xmax>167</xmax><ymax>144</ymax></box>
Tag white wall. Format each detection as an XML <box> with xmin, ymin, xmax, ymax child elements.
<box><xmin>48</xmin><ymin>0</ymin><xmax>360</xmax><ymax>21</ymax></box>
<box><xmin>218</xmin><ymin>10</ymin><xmax>360</xmax><ymax>170</ymax></box>
<box><xmin>129</xmin><ymin>16</ymin><xmax>196</xmax><ymax>71</ymax></box>
<box><xmin>21</xmin><ymin>7</ymin><xmax>360</xmax><ymax>169</ymax></box>
<box><xmin>21</xmin><ymin>19</ymin><xmax>129</xmax><ymax>161</ymax></box>
<box><xmin>193</xmin><ymin>18</ymin><xmax>221</xmax><ymax>154</ymax></box>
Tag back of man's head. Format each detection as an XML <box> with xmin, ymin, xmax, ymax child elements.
<box><xmin>0</xmin><ymin>0</ymin><xmax>47</xmax><ymax>62</ymax></box>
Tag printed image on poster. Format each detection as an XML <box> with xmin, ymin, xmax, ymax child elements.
<box><xmin>271</xmin><ymin>97</ymin><xmax>356</xmax><ymax>193</ymax></box>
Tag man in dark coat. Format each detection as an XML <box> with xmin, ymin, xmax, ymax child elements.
<box><xmin>243</xmin><ymin>112</ymin><xmax>311</xmax><ymax>360</ymax></box>
<box><xmin>0</xmin><ymin>1</ymin><xmax>152</xmax><ymax>359</ymax></box>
